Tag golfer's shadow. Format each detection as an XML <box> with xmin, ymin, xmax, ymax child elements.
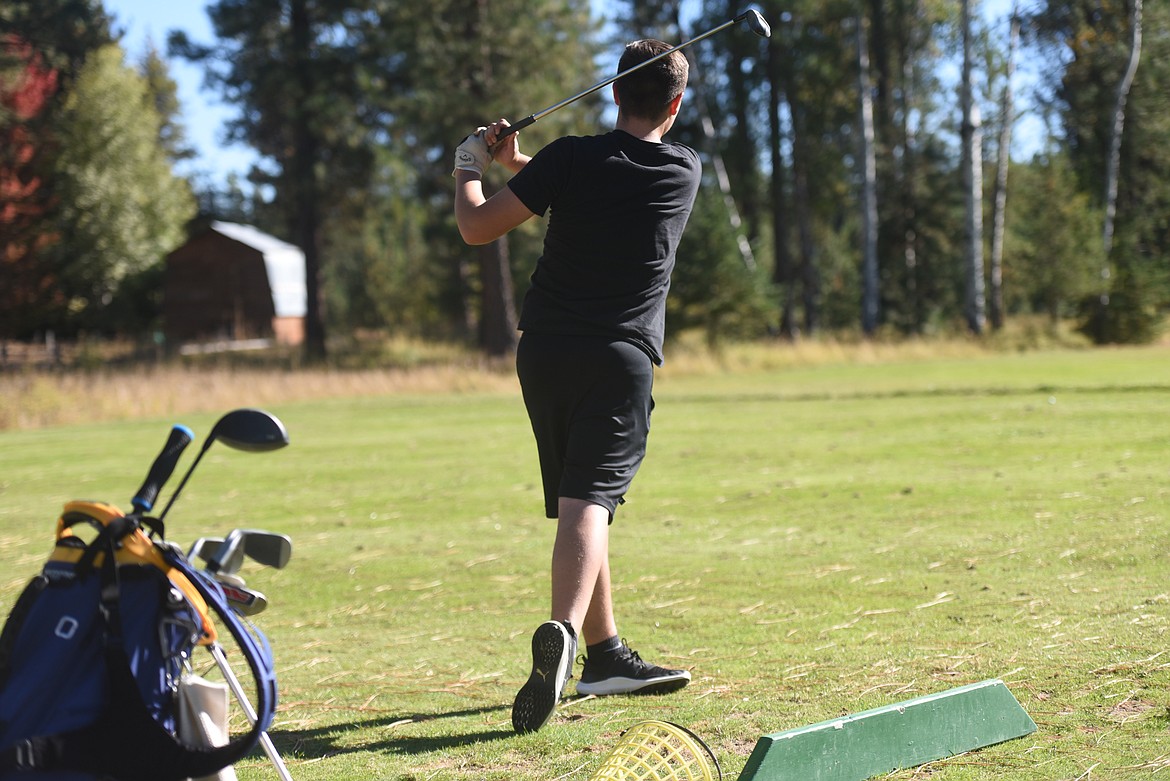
<box><xmin>264</xmin><ymin>703</ymin><xmax>514</xmax><ymax>760</ymax></box>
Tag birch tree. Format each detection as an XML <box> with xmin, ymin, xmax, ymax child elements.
<box><xmin>857</xmin><ymin>14</ymin><xmax>879</xmax><ymax>335</ymax></box>
<box><xmin>960</xmin><ymin>0</ymin><xmax>985</xmax><ymax>334</ymax></box>
<box><xmin>1101</xmin><ymin>0</ymin><xmax>1142</xmax><ymax>263</ymax></box>
<box><xmin>988</xmin><ymin>9</ymin><xmax>1019</xmax><ymax>331</ymax></box>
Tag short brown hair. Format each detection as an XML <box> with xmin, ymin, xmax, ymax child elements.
<box><xmin>614</xmin><ymin>39</ymin><xmax>689</xmax><ymax>121</ymax></box>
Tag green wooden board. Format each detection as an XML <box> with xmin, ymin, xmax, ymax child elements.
<box><xmin>737</xmin><ymin>679</ymin><xmax>1037</xmax><ymax>781</ymax></box>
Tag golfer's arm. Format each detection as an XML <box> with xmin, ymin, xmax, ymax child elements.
<box><xmin>497</xmin><ymin>153</ymin><xmax>532</xmax><ymax>175</ymax></box>
<box><xmin>454</xmin><ymin>171</ymin><xmax>535</xmax><ymax>245</ymax></box>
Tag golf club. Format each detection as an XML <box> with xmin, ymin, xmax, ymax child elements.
<box><xmin>35</xmin><ymin>413</ymin><xmax>292</xmax><ymax>779</ymax></box>
<box><xmin>187</xmin><ymin>536</ymin><xmax>224</xmax><ymax>565</ymax></box>
<box><xmin>192</xmin><ymin>530</ymin><xmax>292</xmax><ymax>575</ymax></box>
<box><xmin>131</xmin><ymin>424</ymin><xmax>194</xmax><ymax>514</ymax></box>
<box><xmin>205</xmin><ymin>528</ymin><xmax>288</xmax><ymax>575</ymax></box>
<box><xmin>492</xmin><ymin>8</ymin><xmax>770</xmax><ymax>142</ymax></box>
<box><xmin>158</xmin><ymin>408</ymin><xmax>289</xmax><ymax>523</ymax></box>
<box><xmin>192</xmin><ymin>527</ymin><xmax>294</xmax><ymax>781</ymax></box>
<box><xmin>214</xmin><ymin>573</ymin><xmax>270</xmax><ymax>617</ymax></box>
<box><xmin>208</xmin><ymin>643</ymin><xmax>293</xmax><ymax>781</ymax></box>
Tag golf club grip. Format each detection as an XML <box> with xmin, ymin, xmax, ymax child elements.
<box><xmin>131</xmin><ymin>424</ymin><xmax>194</xmax><ymax>513</ymax></box>
<box><xmin>494</xmin><ymin>115</ymin><xmax>536</xmax><ymax>142</ymax></box>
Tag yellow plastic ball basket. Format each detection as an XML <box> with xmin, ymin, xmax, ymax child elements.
<box><xmin>588</xmin><ymin>720</ymin><xmax>722</xmax><ymax>781</ymax></box>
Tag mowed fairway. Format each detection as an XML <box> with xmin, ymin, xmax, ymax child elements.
<box><xmin>2</xmin><ymin>345</ymin><xmax>1169</xmax><ymax>780</ymax></box>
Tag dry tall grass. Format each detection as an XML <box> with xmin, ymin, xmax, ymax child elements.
<box><xmin>0</xmin><ymin>324</ymin><xmax>1103</xmax><ymax>432</ymax></box>
<box><xmin>0</xmin><ymin>363</ymin><xmax>523</xmax><ymax>431</ymax></box>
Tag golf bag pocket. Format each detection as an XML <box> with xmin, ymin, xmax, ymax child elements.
<box><xmin>178</xmin><ymin>675</ymin><xmax>239</xmax><ymax>781</ymax></box>
<box><xmin>0</xmin><ymin>557</ymin><xmax>202</xmax><ymax>743</ymax></box>
<box><xmin>0</xmin><ymin>502</ymin><xmax>275</xmax><ymax>780</ymax></box>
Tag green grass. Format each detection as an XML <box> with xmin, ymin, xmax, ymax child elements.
<box><xmin>2</xmin><ymin>345</ymin><xmax>1169</xmax><ymax>779</ymax></box>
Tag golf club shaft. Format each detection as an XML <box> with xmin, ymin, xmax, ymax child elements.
<box><xmin>157</xmin><ymin>442</ymin><xmax>210</xmax><ymax>522</ymax></box>
<box><xmin>206</xmin><ymin>529</ymin><xmax>244</xmax><ymax>575</ymax></box>
<box><xmin>494</xmin><ymin>12</ymin><xmax>754</xmax><ymax>142</ymax></box>
<box><xmin>209</xmin><ymin>644</ymin><xmax>294</xmax><ymax>781</ymax></box>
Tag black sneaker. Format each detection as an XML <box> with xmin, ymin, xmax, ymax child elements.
<box><xmin>576</xmin><ymin>641</ymin><xmax>691</xmax><ymax>696</ymax></box>
<box><xmin>511</xmin><ymin>621</ymin><xmax>576</xmax><ymax>733</ymax></box>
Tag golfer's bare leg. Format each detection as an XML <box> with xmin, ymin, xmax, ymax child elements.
<box><xmin>551</xmin><ymin>497</ymin><xmax>617</xmax><ymax>641</ymax></box>
<box><xmin>581</xmin><ymin>550</ymin><xmax>617</xmax><ymax>646</ymax></box>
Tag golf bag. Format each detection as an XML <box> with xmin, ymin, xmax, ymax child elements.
<box><xmin>0</xmin><ymin>501</ymin><xmax>278</xmax><ymax>781</ymax></box>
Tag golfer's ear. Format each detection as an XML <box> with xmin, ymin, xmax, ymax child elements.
<box><xmin>612</xmin><ymin>84</ymin><xmax>621</xmax><ymax>107</ymax></box>
<box><xmin>668</xmin><ymin>91</ymin><xmax>683</xmax><ymax>116</ymax></box>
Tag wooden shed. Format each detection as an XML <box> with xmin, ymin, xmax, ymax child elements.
<box><xmin>164</xmin><ymin>221</ymin><xmax>307</xmax><ymax>348</ymax></box>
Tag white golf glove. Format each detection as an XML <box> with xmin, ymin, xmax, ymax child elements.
<box><xmin>453</xmin><ymin>131</ymin><xmax>492</xmax><ymax>177</ymax></box>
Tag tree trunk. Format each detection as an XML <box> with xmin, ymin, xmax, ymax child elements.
<box><xmin>478</xmin><ymin>238</ymin><xmax>517</xmax><ymax>356</ymax></box>
<box><xmin>290</xmin><ymin>0</ymin><xmax>326</xmax><ymax>361</ymax></box>
<box><xmin>468</xmin><ymin>0</ymin><xmax>518</xmax><ymax>355</ymax></box>
<box><xmin>783</xmin><ymin>91</ymin><xmax>818</xmax><ymax>335</ymax></box>
<box><xmin>1102</xmin><ymin>0</ymin><xmax>1142</xmax><ymax>262</ymax></box>
<box><xmin>776</xmin><ymin>20</ymin><xmax>818</xmax><ymax>335</ymax></box>
<box><xmin>795</xmin><ymin>141</ymin><xmax>819</xmax><ymax>335</ymax></box>
<box><xmin>764</xmin><ymin>19</ymin><xmax>794</xmax><ymax>338</ymax></box>
<box><xmin>989</xmin><ymin>10</ymin><xmax>1020</xmax><ymax>331</ymax></box>
<box><xmin>868</xmin><ymin>0</ymin><xmax>891</xmax><ymax>129</ymax></box>
<box><xmin>722</xmin><ymin>0</ymin><xmax>761</xmax><ymax>241</ymax></box>
<box><xmin>857</xmin><ymin>15</ymin><xmax>880</xmax><ymax>336</ymax></box>
<box><xmin>960</xmin><ymin>0</ymin><xmax>986</xmax><ymax>335</ymax></box>
<box><xmin>900</xmin><ymin>22</ymin><xmax>922</xmax><ymax>333</ymax></box>
<box><xmin>691</xmin><ymin>74</ymin><xmax>756</xmax><ymax>274</ymax></box>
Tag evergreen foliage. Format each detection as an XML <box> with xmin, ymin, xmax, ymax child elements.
<box><xmin>1</xmin><ymin>0</ymin><xmax>1167</xmax><ymax>349</ymax></box>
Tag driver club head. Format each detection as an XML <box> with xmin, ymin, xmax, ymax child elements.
<box><xmin>209</xmin><ymin>408</ymin><xmax>289</xmax><ymax>453</ymax></box>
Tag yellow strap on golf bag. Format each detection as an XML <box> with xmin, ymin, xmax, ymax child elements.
<box><xmin>53</xmin><ymin>500</ymin><xmax>218</xmax><ymax>645</ymax></box>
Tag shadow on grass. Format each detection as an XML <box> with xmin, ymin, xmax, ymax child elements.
<box><xmin>266</xmin><ymin>702</ymin><xmax>515</xmax><ymax>759</ymax></box>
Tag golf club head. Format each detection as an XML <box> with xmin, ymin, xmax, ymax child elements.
<box><xmin>215</xmin><ymin>574</ymin><xmax>269</xmax><ymax>616</ymax></box>
<box><xmin>241</xmin><ymin>530</ymin><xmax>293</xmax><ymax>569</ymax></box>
<box><xmin>208</xmin><ymin>408</ymin><xmax>289</xmax><ymax>453</ymax></box>
<box><xmin>198</xmin><ymin>530</ymin><xmax>292</xmax><ymax>574</ymax></box>
<box><xmin>187</xmin><ymin>536</ymin><xmax>225</xmax><ymax>563</ymax></box>
<box><xmin>740</xmin><ymin>8</ymin><xmax>771</xmax><ymax>38</ymax></box>
<box><xmin>197</xmin><ymin>535</ymin><xmax>245</xmax><ymax>575</ymax></box>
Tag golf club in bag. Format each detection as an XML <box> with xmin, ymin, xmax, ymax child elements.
<box><xmin>0</xmin><ymin>408</ymin><xmax>292</xmax><ymax>781</ymax></box>
<box><xmin>153</xmin><ymin>408</ymin><xmax>295</xmax><ymax>781</ymax></box>
<box><xmin>187</xmin><ymin>528</ymin><xmax>295</xmax><ymax>781</ymax></box>
<box><xmin>491</xmin><ymin>8</ymin><xmax>770</xmax><ymax>143</ymax></box>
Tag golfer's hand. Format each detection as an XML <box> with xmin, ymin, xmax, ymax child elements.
<box><xmin>453</xmin><ymin>129</ymin><xmax>492</xmax><ymax>177</ymax></box>
<box><xmin>484</xmin><ymin>119</ymin><xmax>522</xmax><ymax>172</ymax></box>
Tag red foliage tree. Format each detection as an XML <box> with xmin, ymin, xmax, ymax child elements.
<box><xmin>0</xmin><ymin>35</ymin><xmax>61</xmax><ymax>338</ymax></box>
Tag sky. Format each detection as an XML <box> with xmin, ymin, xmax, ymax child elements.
<box><xmin>104</xmin><ymin>0</ymin><xmax>1043</xmax><ymax>193</ymax></box>
<box><xmin>106</xmin><ymin>0</ymin><xmax>254</xmax><ymax>190</ymax></box>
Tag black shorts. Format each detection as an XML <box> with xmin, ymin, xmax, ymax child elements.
<box><xmin>516</xmin><ymin>331</ymin><xmax>655</xmax><ymax>521</ymax></box>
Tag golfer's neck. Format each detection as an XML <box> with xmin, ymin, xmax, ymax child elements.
<box><xmin>615</xmin><ymin>113</ymin><xmax>671</xmax><ymax>143</ymax></box>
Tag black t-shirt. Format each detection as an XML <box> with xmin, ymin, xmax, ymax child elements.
<box><xmin>507</xmin><ymin>129</ymin><xmax>701</xmax><ymax>365</ymax></box>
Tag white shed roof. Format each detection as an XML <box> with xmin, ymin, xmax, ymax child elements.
<box><xmin>211</xmin><ymin>221</ymin><xmax>307</xmax><ymax>318</ymax></box>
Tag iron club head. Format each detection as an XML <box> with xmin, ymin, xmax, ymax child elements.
<box><xmin>215</xmin><ymin>573</ymin><xmax>270</xmax><ymax>616</ymax></box>
<box><xmin>739</xmin><ymin>8</ymin><xmax>771</xmax><ymax>38</ymax></box>
<box><xmin>201</xmin><ymin>529</ymin><xmax>292</xmax><ymax>575</ymax></box>
<box><xmin>240</xmin><ymin>530</ymin><xmax>293</xmax><ymax>570</ymax></box>
<box><xmin>188</xmin><ymin>536</ymin><xmax>225</xmax><ymax>563</ymax></box>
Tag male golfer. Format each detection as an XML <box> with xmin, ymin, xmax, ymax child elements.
<box><xmin>453</xmin><ymin>39</ymin><xmax>700</xmax><ymax>734</ymax></box>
